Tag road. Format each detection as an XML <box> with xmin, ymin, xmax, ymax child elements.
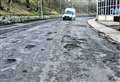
<box><xmin>0</xmin><ymin>17</ymin><xmax>120</xmax><ymax>82</ymax></box>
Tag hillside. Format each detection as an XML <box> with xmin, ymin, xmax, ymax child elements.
<box><xmin>0</xmin><ymin>0</ymin><xmax>96</xmax><ymax>16</ymax></box>
<box><xmin>0</xmin><ymin>0</ymin><xmax>65</xmax><ymax>16</ymax></box>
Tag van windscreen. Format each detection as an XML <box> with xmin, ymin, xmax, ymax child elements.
<box><xmin>65</xmin><ymin>11</ymin><xmax>73</xmax><ymax>15</ymax></box>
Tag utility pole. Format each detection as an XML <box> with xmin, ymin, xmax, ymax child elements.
<box><xmin>41</xmin><ymin>0</ymin><xmax>43</xmax><ymax>18</ymax></box>
<box><xmin>88</xmin><ymin>0</ymin><xmax>90</xmax><ymax>15</ymax></box>
<box><xmin>96</xmin><ymin>0</ymin><xmax>98</xmax><ymax>18</ymax></box>
<box><xmin>60</xmin><ymin>0</ymin><xmax>61</xmax><ymax>14</ymax></box>
<box><xmin>119</xmin><ymin>15</ymin><xmax>120</xmax><ymax>29</ymax></box>
<box><xmin>68</xmin><ymin>0</ymin><xmax>71</xmax><ymax>7</ymax></box>
<box><xmin>105</xmin><ymin>0</ymin><xmax>107</xmax><ymax>21</ymax></box>
<box><xmin>37</xmin><ymin>0</ymin><xmax>40</xmax><ymax>16</ymax></box>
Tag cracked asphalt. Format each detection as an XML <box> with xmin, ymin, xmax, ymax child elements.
<box><xmin>0</xmin><ymin>17</ymin><xmax>120</xmax><ymax>82</ymax></box>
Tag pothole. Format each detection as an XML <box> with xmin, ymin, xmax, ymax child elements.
<box><xmin>63</xmin><ymin>51</ymin><xmax>71</xmax><ymax>56</ymax></box>
<box><xmin>0</xmin><ymin>36</ymin><xmax>7</xmax><ymax>39</ymax></box>
<box><xmin>46</xmin><ymin>38</ymin><xmax>53</xmax><ymax>41</ymax></box>
<box><xmin>116</xmin><ymin>45</ymin><xmax>120</xmax><ymax>50</ymax></box>
<box><xmin>79</xmin><ymin>73</ymin><xmax>89</xmax><ymax>79</ymax></box>
<box><xmin>5</xmin><ymin>58</ymin><xmax>17</xmax><ymax>63</ymax></box>
<box><xmin>102</xmin><ymin>54</ymin><xmax>118</xmax><ymax>64</ymax></box>
<box><xmin>25</xmin><ymin>44</ymin><xmax>36</xmax><ymax>49</ymax></box>
<box><xmin>115</xmin><ymin>71</ymin><xmax>120</xmax><ymax>77</ymax></box>
<box><xmin>11</xmin><ymin>40</ymin><xmax>19</xmax><ymax>43</ymax></box>
<box><xmin>41</xmin><ymin>49</ymin><xmax>45</xmax><ymax>51</ymax></box>
<box><xmin>78</xmin><ymin>39</ymin><xmax>87</xmax><ymax>44</ymax></box>
<box><xmin>61</xmin><ymin>35</ymin><xmax>74</xmax><ymax>43</ymax></box>
<box><xmin>0</xmin><ymin>69</ymin><xmax>15</xmax><ymax>79</ymax></box>
<box><xmin>107</xmin><ymin>75</ymin><xmax>116</xmax><ymax>81</ymax></box>
<box><xmin>73</xmin><ymin>24</ymin><xmax>87</xmax><ymax>27</ymax></box>
<box><xmin>47</xmin><ymin>32</ymin><xmax>52</xmax><ymax>35</ymax></box>
<box><xmin>63</xmin><ymin>43</ymin><xmax>80</xmax><ymax>50</ymax></box>
<box><xmin>54</xmin><ymin>32</ymin><xmax>57</xmax><ymax>33</ymax></box>
<box><xmin>22</xmin><ymin>70</ymin><xmax>28</xmax><ymax>73</ymax></box>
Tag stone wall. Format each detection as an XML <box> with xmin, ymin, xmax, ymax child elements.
<box><xmin>0</xmin><ymin>16</ymin><xmax>58</xmax><ymax>25</ymax></box>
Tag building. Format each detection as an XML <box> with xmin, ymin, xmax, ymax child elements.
<box><xmin>97</xmin><ymin>0</ymin><xmax>120</xmax><ymax>21</ymax></box>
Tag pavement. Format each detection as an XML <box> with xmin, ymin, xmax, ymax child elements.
<box><xmin>88</xmin><ymin>19</ymin><xmax>120</xmax><ymax>44</ymax></box>
<box><xmin>0</xmin><ymin>17</ymin><xmax>120</xmax><ymax>82</ymax></box>
<box><xmin>99</xmin><ymin>22</ymin><xmax>119</xmax><ymax>27</ymax></box>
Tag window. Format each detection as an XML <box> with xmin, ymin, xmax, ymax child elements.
<box><xmin>97</xmin><ymin>0</ymin><xmax>120</xmax><ymax>15</ymax></box>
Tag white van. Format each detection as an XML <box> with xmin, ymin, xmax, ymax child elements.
<box><xmin>62</xmin><ymin>8</ymin><xmax>76</xmax><ymax>20</ymax></box>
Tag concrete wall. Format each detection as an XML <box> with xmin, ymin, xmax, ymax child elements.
<box><xmin>97</xmin><ymin>15</ymin><xmax>114</xmax><ymax>22</ymax></box>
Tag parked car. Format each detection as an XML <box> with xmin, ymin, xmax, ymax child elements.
<box><xmin>62</xmin><ymin>8</ymin><xmax>76</xmax><ymax>20</ymax></box>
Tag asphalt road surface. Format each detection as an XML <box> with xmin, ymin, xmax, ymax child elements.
<box><xmin>0</xmin><ymin>17</ymin><xmax>120</xmax><ymax>82</ymax></box>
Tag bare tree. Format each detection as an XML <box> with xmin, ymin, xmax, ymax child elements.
<box><xmin>0</xmin><ymin>0</ymin><xmax>4</xmax><ymax>10</ymax></box>
<box><xmin>26</xmin><ymin>0</ymin><xmax>30</xmax><ymax>8</ymax></box>
<box><xmin>8</xmin><ymin>0</ymin><xmax>13</xmax><ymax>10</ymax></box>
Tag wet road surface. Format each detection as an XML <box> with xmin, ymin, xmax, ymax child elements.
<box><xmin>0</xmin><ymin>17</ymin><xmax>120</xmax><ymax>82</ymax></box>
